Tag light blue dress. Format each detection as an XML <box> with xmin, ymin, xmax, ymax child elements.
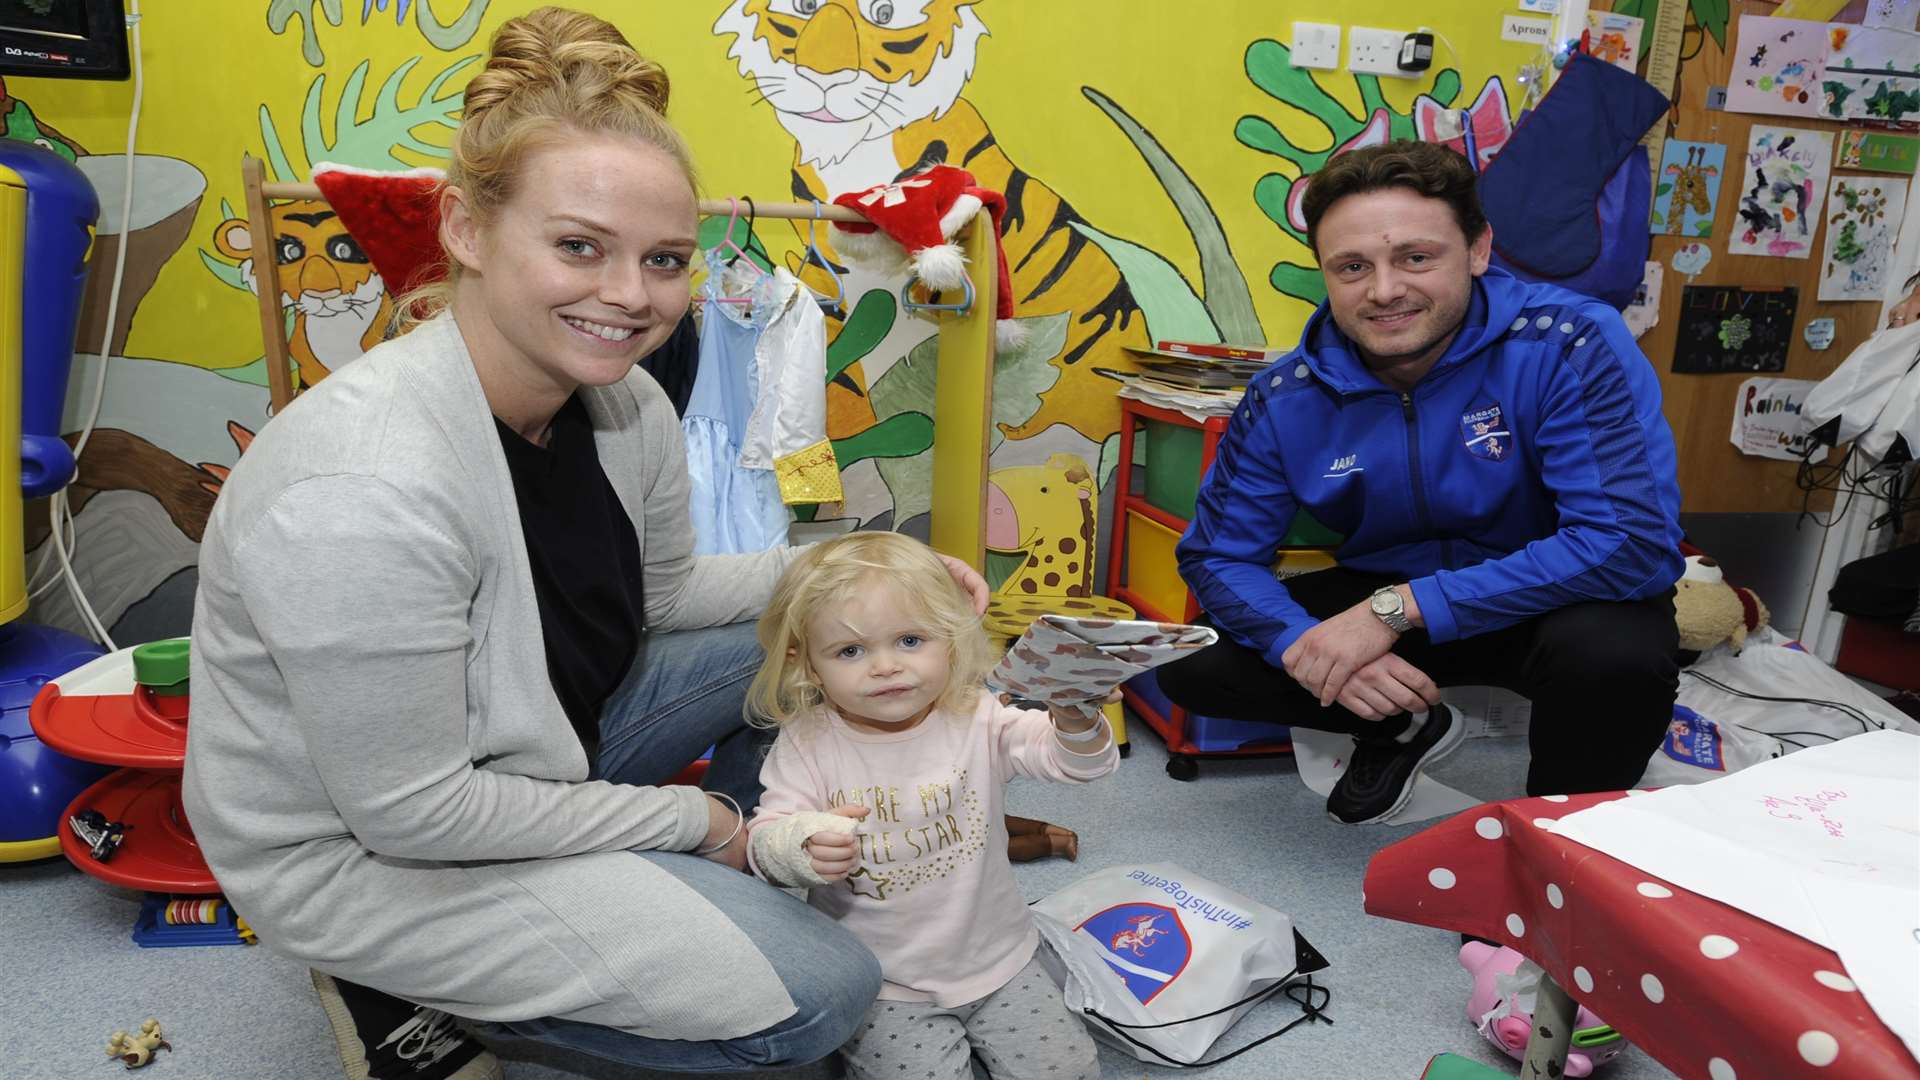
<box><xmin>683</xmin><ymin>272</ymin><xmax>789</xmax><ymax>555</ymax></box>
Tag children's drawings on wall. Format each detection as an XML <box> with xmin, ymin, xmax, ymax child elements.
<box><xmin>1673</xmin><ymin>241</ymin><xmax>1713</xmax><ymax>278</ymax></box>
<box><xmin>1673</xmin><ymin>286</ymin><xmax>1799</xmax><ymax>374</ymax></box>
<box><xmin>1862</xmin><ymin>0</ymin><xmax>1918</xmax><ymax>30</ymax></box>
<box><xmin>1652</xmin><ymin>140</ymin><xmax>1726</xmax><ymax>237</ymax></box>
<box><xmin>1837</xmin><ymin>129</ymin><xmax>1920</xmax><ymax>175</ymax></box>
<box><xmin>1727</xmin><ymin>15</ymin><xmax>1829</xmax><ymax>118</ymax></box>
<box><xmin>1586</xmin><ymin>11</ymin><xmax>1644</xmax><ymax>71</ymax></box>
<box><xmin>1625</xmin><ymin>261</ymin><xmax>1663</xmax><ymax>339</ymax></box>
<box><xmin>1818</xmin><ymin>176</ymin><xmax>1910</xmax><ymax>301</ymax></box>
<box><xmin>1730</xmin><ymin>376</ymin><xmax>1817</xmax><ymax>460</ymax></box>
<box><xmin>1725</xmin><ymin>15</ymin><xmax>1920</xmax><ymax>122</ymax></box>
<box><xmin>1822</xmin><ymin>25</ymin><xmax>1920</xmax><ymax>123</ymax></box>
<box><xmin>1731</xmin><ymin>126</ymin><xmax>1833</xmax><ymax>259</ymax></box>
<box><xmin>1804</xmin><ymin>317</ymin><xmax>1836</xmax><ymax>349</ymax></box>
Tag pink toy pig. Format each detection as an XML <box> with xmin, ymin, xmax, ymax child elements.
<box><xmin>1459</xmin><ymin>941</ymin><xmax>1626</xmax><ymax>1077</ymax></box>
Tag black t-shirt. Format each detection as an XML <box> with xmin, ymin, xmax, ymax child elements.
<box><xmin>636</xmin><ymin>309</ymin><xmax>699</xmax><ymax>419</ymax></box>
<box><xmin>494</xmin><ymin>394</ymin><xmax>646</xmax><ymax>756</ymax></box>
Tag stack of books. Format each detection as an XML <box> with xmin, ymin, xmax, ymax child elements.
<box><xmin>1117</xmin><ymin>377</ymin><xmax>1241</xmax><ymax>421</ymax></box>
<box><xmin>1118</xmin><ymin>340</ymin><xmax>1284</xmax><ymax>420</ymax></box>
<box><xmin>1126</xmin><ymin>340</ymin><xmax>1279</xmax><ymax>388</ymax></box>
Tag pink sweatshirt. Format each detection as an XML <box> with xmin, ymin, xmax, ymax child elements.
<box><xmin>748</xmin><ymin>694</ymin><xmax>1119</xmax><ymax>1006</ymax></box>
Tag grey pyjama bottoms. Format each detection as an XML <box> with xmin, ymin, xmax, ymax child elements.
<box><xmin>841</xmin><ymin>955</ymin><xmax>1100</xmax><ymax>1080</ymax></box>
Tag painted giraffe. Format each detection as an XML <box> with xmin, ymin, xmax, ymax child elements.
<box><xmin>1661</xmin><ymin>144</ymin><xmax>1718</xmax><ymax>236</ymax></box>
<box><xmin>984</xmin><ymin>454</ymin><xmax>1097</xmax><ymax>597</ymax></box>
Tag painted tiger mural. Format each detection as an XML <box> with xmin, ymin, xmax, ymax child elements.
<box><xmin>714</xmin><ymin>0</ymin><xmax>1147</xmax><ymax>447</ymax></box>
<box><xmin>211</xmin><ymin>199</ymin><xmax>394</xmax><ymax>391</ymax></box>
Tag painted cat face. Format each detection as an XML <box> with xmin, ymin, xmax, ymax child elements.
<box><xmin>715</xmin><ymin>0</ymin><xmax>987</xmax><ymax>168</ymax></box>
<box><xmin>213</xmin><ymin>200</ymin><xmax>381</xmax><ymax>314</ymax></box>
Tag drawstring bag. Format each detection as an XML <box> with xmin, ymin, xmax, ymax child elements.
<box><xmin>1031</xmin><ymin>863</ymin><xmax>1332</xmax><ymax>1067</ymax></box>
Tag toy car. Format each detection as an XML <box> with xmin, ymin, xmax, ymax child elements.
<box><xmin>68</xmin><ymin>808</ymin><xmax>129</xmax><ymax>862</ymax></box>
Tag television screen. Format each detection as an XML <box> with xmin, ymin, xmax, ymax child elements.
<box><xmin>0</xmin><ymin>0</ymin><xmax>127</xmax><ymax>80</ymax></box>
<box><xmin>0</xmin><ymin>0</ymin><xmax>93</xmax><ymax>40</ymax></box>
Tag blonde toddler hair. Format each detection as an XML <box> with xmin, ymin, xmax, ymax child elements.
<box><xmin>397</xmin><ymin>5</ymin><xmax>697</xmax><ymax>324</ymax></box>
<box><xmin>748</xmin><ymin>532</ymin><xmax>994</xmax><ymax>727</ymax></box>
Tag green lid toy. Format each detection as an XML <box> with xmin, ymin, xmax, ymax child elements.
<box><xmin>132</xmin><ymin>639</ymin><xmax>191</xmax><ymax>697</ymax></box>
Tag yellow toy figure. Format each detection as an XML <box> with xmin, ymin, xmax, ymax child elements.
<box><xmin>1674</xmin><ymin>556</ymin><xmax>1770</xmax><ymax>658</ymax></box>
<box><xmin>104</xmin><ymin>1019</ymin><xmax>170</xmax><ymax>1069</ymax></box>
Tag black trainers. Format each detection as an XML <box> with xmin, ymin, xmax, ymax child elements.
<box><xmin>311</xmin><ymin>970</ymin><xmax>502</xmax><ymax>1080</ymax></box>
<box><xmin>1326</xmin><ymin>703</ymin><xmax>1464</xmax><ymax>824</ymax></box>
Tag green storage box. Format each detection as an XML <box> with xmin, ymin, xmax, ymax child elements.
<box><xmin>1140</xmin><ymin>419</ymin><xmax>1206</xmax><ymax>520</ymax></box>
<box><xmin>1138</xmin><ymin>418</ymin><xmax>1343</xmax><ymax>547</ymax></box>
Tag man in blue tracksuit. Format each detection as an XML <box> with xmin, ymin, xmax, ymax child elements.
<box><xmin>1159</xmin><ymin>140</ymin><xmax>1683</xmax><ymax>823</ymax></box>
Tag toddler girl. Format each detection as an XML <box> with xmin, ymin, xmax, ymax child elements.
<box><xmin>744</xmin><ymin>531</ymin><xmax>1116</xmax><ymax>1080</ymax></box>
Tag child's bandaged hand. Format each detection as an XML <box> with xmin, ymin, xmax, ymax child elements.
<box><xmin>996</xmin><ymin>689</ymin><xmax>1120</xmax><ymax>727</ymax></box>
<box><xmin>804</xmin><ymin>805</ymin><xmax>868</xmax><ymax>882</ymax></box>
<box><xmin>750</xmin><ymin>807</ymin><xmax>867</xmax><ymax>887</ymax></box>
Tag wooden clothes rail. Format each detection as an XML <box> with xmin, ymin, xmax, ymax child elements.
<box><xmin>239</xmin><ymin>155</ymin><xmax>1000</xmax><ymax>571</ymax></box>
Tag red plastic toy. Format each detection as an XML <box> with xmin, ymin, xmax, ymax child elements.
<box><xmin>29</xmin><ymin>639</ymin><xmax>219</xmax><ymax>894</ymax></box>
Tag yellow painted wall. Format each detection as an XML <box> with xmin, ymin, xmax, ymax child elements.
<box><xmin>4</xmin><ymin>0</ymin><xmax>1546</xmax><ymax>636</ymax></box>
<box><xmin>15</xmin><ymin>1</ymin><xmax>1541</xmax><ymax>366</ymax></box>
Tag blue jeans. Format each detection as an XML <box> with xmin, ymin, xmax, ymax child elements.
<box><xmin>485</xmin><ymin>852</ymin><xmax>881</xmax><ymax>1072</ymax></box>
<box><xmin>488</xmin><ymin>622</ymin><xmax>881</xmax><ymax>1071</ymax></box>
<box><xmin>595</xmin><ymin>620</ymin><xmax>779</xmax><ymax>810</ymax></box>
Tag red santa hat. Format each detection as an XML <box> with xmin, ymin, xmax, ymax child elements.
<box><xmin>830</xmin><ymin>164</ymin><xmax>1020</xmax><ymax>345</ymax></box>
<box><xmin>310</xmin><ymin>162</ymin><xmax>448</xmax><ymax>302</ymax></box>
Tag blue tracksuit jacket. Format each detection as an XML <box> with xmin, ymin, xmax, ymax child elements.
<box><xmin>1176</xmin><ymin>267</ymin><xmax>1683</xmax><ymax>666</ymax></box>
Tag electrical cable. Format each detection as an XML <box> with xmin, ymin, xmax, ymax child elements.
<box><xmin>1681</xmin><ymin>668</ymin><xmax>1885</xmax><ymax>735</ymax></box>
<box><xmin>34</xmin><ymin>0</ymin><xmax>142</xmax><ymax>650</ymax></box>
<box><xmin>1418</xmin><ymin>25</ymin><xmax>1465</xmax><ymax>76</ymax></box>
<box><xmin>26</xmin><ymin>499</ymin><xmax>74</xmax><ymax>599</ymax></box>
<box><xmin>1794</xmin><ymin>439</ymin><xmax>1913</xmax><ymax>536</ymax></box>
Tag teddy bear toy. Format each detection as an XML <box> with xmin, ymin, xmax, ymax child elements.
<box><xmin>1675</xmin><ymin>555</ymin><xmax>1769</xmax><ymax>658</ymax></box>
<box><xmin>105</xmin><ymin>1019</ymin><xmax>171</xmax><ymax>1069</ymax></box>
<box><xmin>1460</xmin><ymin>941</ymin><xmax>1625</xmax><ymax>1076</ymax></box>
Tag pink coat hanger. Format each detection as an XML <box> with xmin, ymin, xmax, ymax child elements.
<box><xmin>709</xmin><ymin>197</ymin><xmax>762</xmax><ymax>306</ymax></box>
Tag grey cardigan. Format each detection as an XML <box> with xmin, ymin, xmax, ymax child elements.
<box><xmin>182</xmin><ymin>315</ymin><xmax>800</xmax><ymax>1037</ymax></box>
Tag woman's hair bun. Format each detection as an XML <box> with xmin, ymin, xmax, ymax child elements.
<box><xmin>465</xmin><ymin>6</ymin><xmax>671</xmax><ymax>120</ymax></box>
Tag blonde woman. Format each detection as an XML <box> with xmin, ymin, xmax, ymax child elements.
<box><xmin>743</xmin><ymin>532</ymin><xmax>1116</xmax><ymax>1080</ymax></box>
<box><xmin>182</xmin><ymin>9</ymin><xmax>984</xmax><ymax>1078</ymax></box>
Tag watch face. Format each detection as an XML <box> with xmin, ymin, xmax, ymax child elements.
<box><xmin>1371</xmin><ymin>590</ymin><xmax>1396</xmax><ymax>615</ymax></box>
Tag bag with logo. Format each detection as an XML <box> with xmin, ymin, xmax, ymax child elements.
<box><xmin>1031</xmin><ymin>862</ymin><xmax>1332</xmax><ymax>1067</ymax></box>
<box><xmin>1642</xmin><ymin>629</ymin><xmax>1918</xmax><ymax>787</ymax></box>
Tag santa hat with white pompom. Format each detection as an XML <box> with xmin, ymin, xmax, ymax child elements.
<box><xmin>830</xmin><ymin>164</ymin><xmax>1021</xmax><ymax>347</ymax></box>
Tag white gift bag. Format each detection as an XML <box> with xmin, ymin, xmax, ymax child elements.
<box><xmin>1031</xmin><ymin>863</ymin><xmax>1332</xmax><ymax>1067</ymax></box>
<box><xmin>1642</xmin><ymin>629</ymin><xmax>1918</xmax><ymax>787</ymax></box>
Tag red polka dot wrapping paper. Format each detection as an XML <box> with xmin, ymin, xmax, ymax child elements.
<box><xmin>1364</xmin><ymin>793</ymin><xmax>1920</xmax><ymax>1080</ymax></box>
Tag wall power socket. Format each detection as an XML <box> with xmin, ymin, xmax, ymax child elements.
<box><xmin>1349</xmin><ymin>26</ymin><xmax>1417</xmax><ymax>78</ymax></box>
<box><xmin>1290</xmin><ymin>21</ymin><xmax>1341</xmax><ymax>70</ymax></box>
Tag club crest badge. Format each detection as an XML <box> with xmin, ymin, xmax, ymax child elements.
<box><xmin>1461</xmin><ymin>402</ymin><xmax>1511</xmax><ymax>461</ymax></box>
<box><xmin>1076</xmin><ymin>902</ymin><xmax>1192</xmax><ymax>1005</ymax></box>
<box><xmin>1661</xmin><ymin>705</ymin><xmax>1727</xmax><ymax>771</ymax></box>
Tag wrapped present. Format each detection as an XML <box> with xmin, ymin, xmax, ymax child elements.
<box><xmin>988</xmin><ymin>615</ymin><xmax>1216</xmax><ymax>721</ymax></box>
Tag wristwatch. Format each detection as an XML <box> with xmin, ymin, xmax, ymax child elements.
<box><xmin>1369</xmin><ymin>586</ymin><xmax>1413</xmax><ymax>633</ymax></box>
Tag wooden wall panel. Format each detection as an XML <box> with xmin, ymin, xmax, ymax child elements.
<box><xmin>1626</xmin><ymin>0</ymin><xmax>1901</xmax><ymax>514</ymax></box>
